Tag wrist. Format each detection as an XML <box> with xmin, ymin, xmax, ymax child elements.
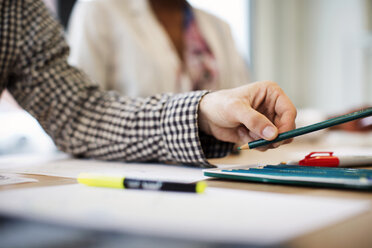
<box><xmin>198</xmin><ymin>93</ymin><xmax>212</xmax><ymax>135</ymax></box>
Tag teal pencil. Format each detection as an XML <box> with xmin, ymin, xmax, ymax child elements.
<box><xmin>238</xmin><ymin>107</ymin><xmax>372</xmax><ymax>150</ymax></box>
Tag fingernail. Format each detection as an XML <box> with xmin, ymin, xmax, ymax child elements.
<box><xmin>262</xmin><ymin>126</ymin><xmax>276</xmax><ymax>139</ymax></box>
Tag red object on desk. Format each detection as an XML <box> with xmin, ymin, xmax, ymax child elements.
<box><xmin>299</xmin><ymin>152</ymin><xmax>339</xmax><ymax>167</ymax></box>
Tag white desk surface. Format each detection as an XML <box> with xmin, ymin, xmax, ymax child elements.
<box><xmin>1</xmin><ymin>138</ymin><xmax>372</xmax><ymax>247</ymax></box>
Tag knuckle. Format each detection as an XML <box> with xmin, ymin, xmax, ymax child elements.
<box><xmin>265</xmin><ymin>80</ymin><xmax>279</xmax><ymax>88</ymax></box>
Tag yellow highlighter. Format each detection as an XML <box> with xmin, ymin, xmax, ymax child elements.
<box><xmin>78</xmin><ymin>173</ymin><xmax>207</xmax><ymax>194</ymax></box>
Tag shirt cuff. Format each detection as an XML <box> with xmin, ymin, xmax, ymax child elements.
<box><xmin>161</xmin><ymin>91</ymin><xmax>233</xmax><ymax>167</ymax></box>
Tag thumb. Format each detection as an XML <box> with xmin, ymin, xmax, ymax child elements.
<box><xmin>234</xmin><ymin>107</ymin><xmax>278</xmax><ymax>141</ymax></box>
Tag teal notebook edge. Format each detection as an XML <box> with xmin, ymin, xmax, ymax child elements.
<box><xmin>204</xmin><ymin>166</ymin><xmax>372</xmax><ymax>190</ymax></box>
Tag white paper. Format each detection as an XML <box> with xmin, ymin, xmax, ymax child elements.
<box><xmin>0</xmin><ymin>173</ymin><xmax>37</xmax><ymax>185</ymax></box>
<box><xmin>0</xmin><ymin>185</ymin><xmax>368</xmax><ymax>245</ymax></box>
<box><xmin>0</xmin><ymin>154</ymin><xmax>207</xmax><ymax>183</ymax></box>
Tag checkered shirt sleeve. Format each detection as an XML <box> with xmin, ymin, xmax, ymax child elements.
<box><xmin>0</xmin><ymin>0</ymin><xmax>233</xmax><ymax>167</ymax></box>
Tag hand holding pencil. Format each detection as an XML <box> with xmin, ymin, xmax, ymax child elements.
<box><xmin>198</xmin><ymin>81</ymin><xmax>297</xmax><ymax>151</ymax></box>
<box><xmin>238</xmin><ymin>107</ymin><xmax>372</xmax><ymax>150</ymax></box>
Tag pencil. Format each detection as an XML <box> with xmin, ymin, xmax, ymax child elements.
<box><xmin>238</xmin><ymin>107</ymin><xmax>372</xmax><ymax>150</ymax></box>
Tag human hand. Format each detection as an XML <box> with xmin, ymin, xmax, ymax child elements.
<box><xmin>329</xmin><ymin>106</ymin><xmax>372</xmax><ymax>133</ymax></box>
<box><xmin>198</xmin><ymin>81</ymin><xmax>297</xmax><ymax>150</ymax></box>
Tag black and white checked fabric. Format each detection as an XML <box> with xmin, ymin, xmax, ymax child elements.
<box><xmin>0</xmin><ymin>0</ymin><xmax>233</xmax><ymax>166</ymax></box>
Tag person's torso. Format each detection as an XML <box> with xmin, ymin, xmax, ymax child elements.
<box><xmin>71</xmin><ymin>0</ymin><xmax>249</xmax><ymax>97</ymax></box>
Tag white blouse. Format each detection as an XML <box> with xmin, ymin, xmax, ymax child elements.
<box><xmin>67</xmin><ymin>0</ymin><xmax>250</xmax><ymax>97</ymax></box>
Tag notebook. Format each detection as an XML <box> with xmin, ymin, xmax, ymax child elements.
<box><xmin>204</xmin><ymin>164</ymin><xmax>372</xmax><ymax>190</ymax></box>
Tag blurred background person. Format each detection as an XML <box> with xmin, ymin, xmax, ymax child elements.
<box><xmin>67</xmin><ymin>0</ymin><xmax>250</xmax><ymax>97</ymax></box>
